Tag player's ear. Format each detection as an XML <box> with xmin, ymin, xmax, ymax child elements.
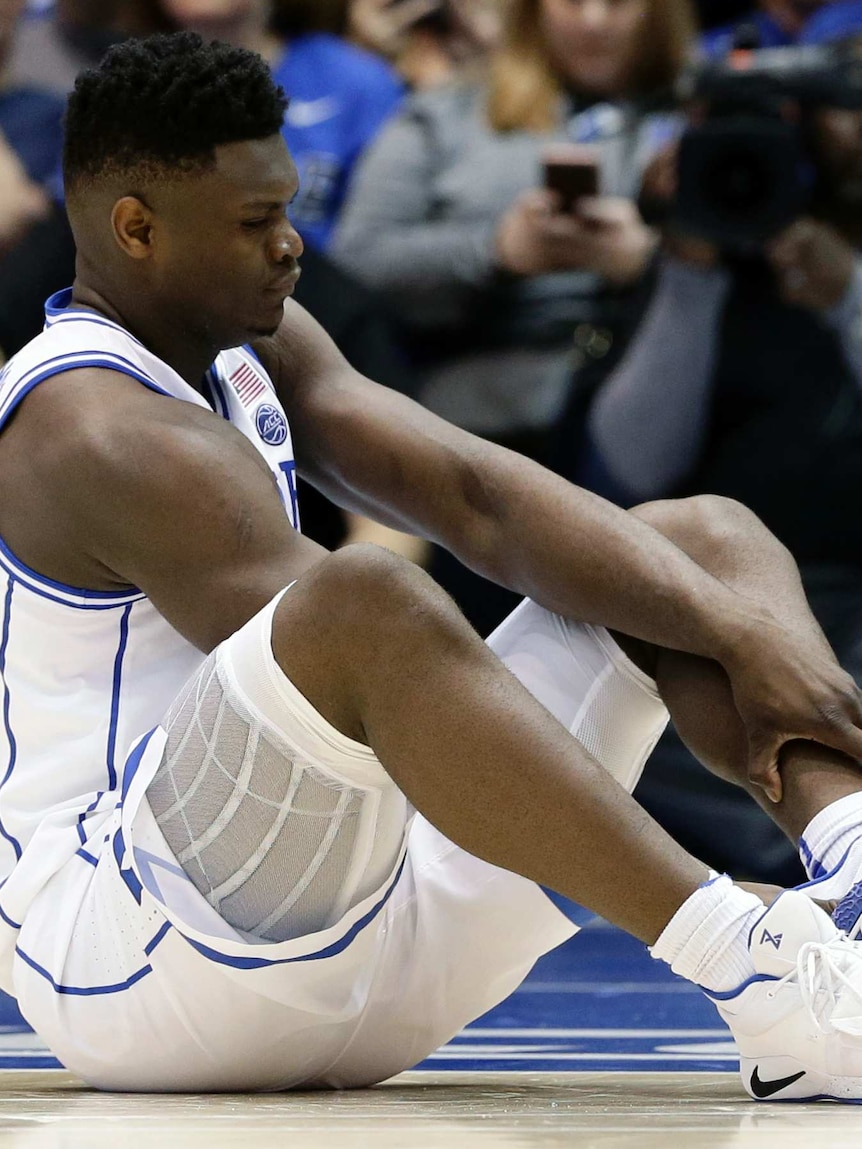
<box><xmin>111</xmin><ymin>196</ymin><xmax>155</xmax><ymax>260</ymax></box>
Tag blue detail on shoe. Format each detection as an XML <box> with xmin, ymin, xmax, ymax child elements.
<box><xmin>759</xmin><ymin>929</ymin><xmax>783</xmax><ymax>950</ymax></box>
<box><xmin>834</xmin><ymin>878</ymin><xmax>862</xmax><ymax>938</ymax></box>
<box><xmin>762</xmin><ymin>1093</ymin><xmax>862</xmax><ymax>1106</ymax></box>
<box><xmin>792</xmin><ymin>840</ymin><xmax>862</xmax><ymax>935</ymax></box>
<box><xmin>699</xmin><ymin>972</ymin><xmax>777</xmax><ymax>1001</ymax></box>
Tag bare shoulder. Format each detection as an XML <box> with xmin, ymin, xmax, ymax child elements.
<box><xmin>0</xmin><ymin>364</ymin><xmax>271</xmax><ymax>503</ymax></box>
<box><xmin>0</xmin><ymin>365</ymin><xmax>289</xmax><ymax>597</ymax></box>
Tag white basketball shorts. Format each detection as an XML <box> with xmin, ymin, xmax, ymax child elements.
<box><xmin>12</xmin><ymin>593</ymin><xmax>668</xmax><ymax>1091</ymax></box>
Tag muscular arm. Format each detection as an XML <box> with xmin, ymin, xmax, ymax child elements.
<box><xmin>256</xmin><ymin>300</ymin><xmax>772</xmax><ymax>662</ymax></box>
<box><xmin>257</xmin><ymin>301</ymin><xmax>862</xmax><ymax>788</ymax></box>
<box><xmin>0</xmin><ymin>368</ymin><xmax>327</xmax><ymax>652</ymax></box>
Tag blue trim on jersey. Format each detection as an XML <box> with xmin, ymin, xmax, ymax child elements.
<box><xmin>46</xmin><ymin>314</ymin><xmax>147</xmax><ymax>348</ymax></box>
<box><xmin>0</xmin><ymin>535</ymin><xmax>143</xmax><ymax>609</ymax></box>
<box><xmin>47</xmin><ymin>313</ymin><xmax>148</xmax><ymax>346</ymax></box>
<box><xmin>121</xmin><ymin>728</ymin><xmax>157</xmax><ymax>803</ymax></box>
<box><xmin>0</xmin><ymin>900</ymin><xmax>21</xmax><ymax>930</ymax></box>
<box><xmin>77</xmin><ymin>790</ymin><xmax>107</xmax><ymax>848</ymax></box>
<box><xmin>109</xmin><ymin>728</ymin><xmax>157</xmax><ymax>906</ymax></box>
<box><xmin>207</xmin><ymin>367</ymin><xmax>230</xmax><ymax>420</ymax></box>
<box><xmin>14</xmin><ymin>942</ymin><xmax>162</xmax><ymax>997</ymax></box>
<box><xmin>242</xmin><ymin>344</ymin><xmax>268</xmax><ymax>376</ymax></box>
<box><xmin>184</xmin><ymin>854</ymin><xmax>407</xmax><ymax>970</ymax></box>
<box><xmin>76</xmin><ymin>848</ymin><xmax>98</xmax><ymax>868</ymax></box>
<box><xmin>106</xmin><ymin>604</ymin><xmax>133</xmax><ymax>792</ymax></box>
<box><xmin>144</xmin><ymin>920</ymin><xmax>172</xmax><ymax>955</ymax></box>
<box><xmin>43</xmin><ymin>290</ymin><xmax>145</xmax><ymax>347</ymax></box>
<box><xmin>0</xmin><ymin>355</ymin><xmax>172</xmax><ymax>432</ymax></box>
<box><xmin>0</xmin><ymin>580</ymin><xmax>21</xmax><ymax>862</ymax></box>
<box><xmin>0</xmin><ymin>569</ymin><xmax>144</xmax><ymax>613</ymax></box>
<box><xmin>114</xmin><ymin>827</ymin><xmax>143</xmax><ymax>905</ymax></box>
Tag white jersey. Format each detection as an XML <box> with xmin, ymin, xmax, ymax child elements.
<box><xmin>0</xmin><ymin>289</ymin><xmax>299</xmax><ymax>993</ymax></box>
<box><xmin>0</xmin><ymin>297</ymin><xmax>670</xmax><ymax>1093</ymax></box>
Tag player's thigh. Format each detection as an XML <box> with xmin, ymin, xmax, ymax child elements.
<box><xmin>13</xmin><ymin>589</ymin><xmax>418</xmax><ymax>1089</ymax></box>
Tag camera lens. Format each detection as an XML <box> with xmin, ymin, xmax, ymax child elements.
<box><xmin>702</xmin><ymin>145</ymin><xmax>775</xmax><ymax>219</ymax></box>
<box><xmin>676</xmin><ymin>116</ymin><xmax>810</xmax><ymax>246</ymax></box>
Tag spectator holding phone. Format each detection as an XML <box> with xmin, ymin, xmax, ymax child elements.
<box><xmin>332</xmin><ymin>0</ymin><xmax>695</xmax><ymax>632</ymax></box>
<box><xmin>333</xmin><ymin>0</ymin><xmax>693</xmax><ymax>449</ymax></box>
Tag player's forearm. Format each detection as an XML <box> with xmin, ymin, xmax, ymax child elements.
<box><xmin>451</xmin><ymin>447</ymin><xmax>767</xmax><ymax>667</ymax></box>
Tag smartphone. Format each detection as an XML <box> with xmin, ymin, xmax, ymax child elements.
<box><xmin>542</xmin><ymin>144</ymin><xmax>600</xmax><ymax>214</ymax></box>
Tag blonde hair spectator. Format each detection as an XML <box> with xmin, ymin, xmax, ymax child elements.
<box><xmin>488</xmin><ymin>0</ymin><xmax>696</xmax><ymax>133</ymax></box>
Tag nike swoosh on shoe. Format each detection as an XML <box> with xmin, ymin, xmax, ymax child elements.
<box><xmin>750</xmin><ymin>1066</ymin><xmax>807</xmax><ymax>1098</ymax></box>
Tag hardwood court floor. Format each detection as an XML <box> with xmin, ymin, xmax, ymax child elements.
<box><xmin>0</xmin><ymin>1069</ymin><xmax>861</xmax><ymax>1149</ymax></box>
<box><xmin>1</xmin><ymin>921</ymin><xmax>860</xmax><ymax>1147</ymax></box>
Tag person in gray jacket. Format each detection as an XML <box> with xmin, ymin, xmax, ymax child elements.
<box><xmin>332</xmin><ymin>0</ymin><xmax>695</xmax><ymax>453</ymax></box>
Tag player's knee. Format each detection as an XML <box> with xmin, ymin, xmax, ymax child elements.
<box><xmin>631</xmin><ymin>495</ymin><xmax>780</xmax><ymax>569</ymax></box>
<box><xmin>287</xmin><ymin>542</ymin><xmax>467</xmax><ymax>650</ymax></box>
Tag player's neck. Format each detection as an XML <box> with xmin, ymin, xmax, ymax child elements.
<box><xmin>70</xmin><ymin>282</ymin><xmax>216</xmax><ymax>393</ymax></box>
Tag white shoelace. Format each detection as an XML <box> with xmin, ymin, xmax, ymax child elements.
<box><xmin>766</xmin><ymin>936</ymin><xmax>862</xmax><ymax>1037</ymax></box>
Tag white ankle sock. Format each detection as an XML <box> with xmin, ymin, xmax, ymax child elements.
<box><xmin>649</xmin><ymin>874</ymin><xmax>765</xmax><ymax>993</ymax></box>
<box><xmin>799</xmin><ymin>792</ymin><xmax>862</xmax><ymax>879</ymax></box>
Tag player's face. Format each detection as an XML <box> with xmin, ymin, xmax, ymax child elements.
<box><xmin>153</xmin><ymin>134</ymin><xmax>303</xmax><ymax>348</ymax></box>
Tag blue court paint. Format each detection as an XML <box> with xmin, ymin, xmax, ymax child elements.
<box><xmin>0</xmin><ymin>919</ymin><xmax>735</xmax><ymax>1074</ymax></box>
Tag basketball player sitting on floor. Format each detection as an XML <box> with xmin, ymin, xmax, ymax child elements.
<box><xmin>1</xmin><ymin>33</ymin><xmax>862</xmax><ymax>1103</ymax></box>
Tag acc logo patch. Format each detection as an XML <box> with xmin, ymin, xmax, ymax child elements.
<box><xmin>255</xmin><ymin>403</ymin><xmax>288</xmax><ymax>446</ymax></box>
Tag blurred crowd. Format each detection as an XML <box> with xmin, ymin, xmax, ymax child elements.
<box><xmin>3</xmin><ymin>0</ymin><xmax>862</xmax><ymax>881</ymax></box>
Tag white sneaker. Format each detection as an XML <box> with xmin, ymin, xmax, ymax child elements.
<box><xmin>706</xmin><ymin>890</ymin><xmax>862</xmax><ymax>1101</ymax></box>
<box><xmin>797</xmin><ymin>838</ymin><xmax>862</xmax><ymax>939</ymax></box>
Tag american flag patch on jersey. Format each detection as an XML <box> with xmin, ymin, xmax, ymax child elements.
<box><xmin>230</xmin><ymin>361</ymin><xmax>268</xmax><ymax>407</ymax></box>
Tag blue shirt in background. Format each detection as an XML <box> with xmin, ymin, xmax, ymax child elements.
<box><xmin>273</xmin><ymin>33</ymin><xmax>404</xmax><ymax>251</ymax></box>
<box><xmin>703</xmin><ymin>1</ymin><xmax>862</xmax><ymax>55</ymax></box>
<box><xmin>0</xmin><ymin>86</ymin><xmax>64</xmax><ymax>186</ymax></box>
<box><xmin>701</xmin><ymin>9</ymin><xmax>795</xmax><ymax>56</ymax></box>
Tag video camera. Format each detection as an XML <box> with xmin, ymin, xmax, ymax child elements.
<box><xmin>671</xmin><ymin>37</ymin><xmax>862</xmax><ymax>248</ymax></box>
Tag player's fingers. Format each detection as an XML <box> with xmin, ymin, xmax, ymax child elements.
<box><xmin>747</xmin><ymin>734</ymin><xmax>784</xmax><ymax>804</ymax></box>
<box><xmin>812</xmin><ymin>711</ymin><xmax>862</xmax><ymax>765</ymax></box>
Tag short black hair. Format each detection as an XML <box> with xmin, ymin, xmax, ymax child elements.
<box><xmin>63</xmin><ymin>32</ymin><xmax>288</xmax><ymax>189</ymax></box>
